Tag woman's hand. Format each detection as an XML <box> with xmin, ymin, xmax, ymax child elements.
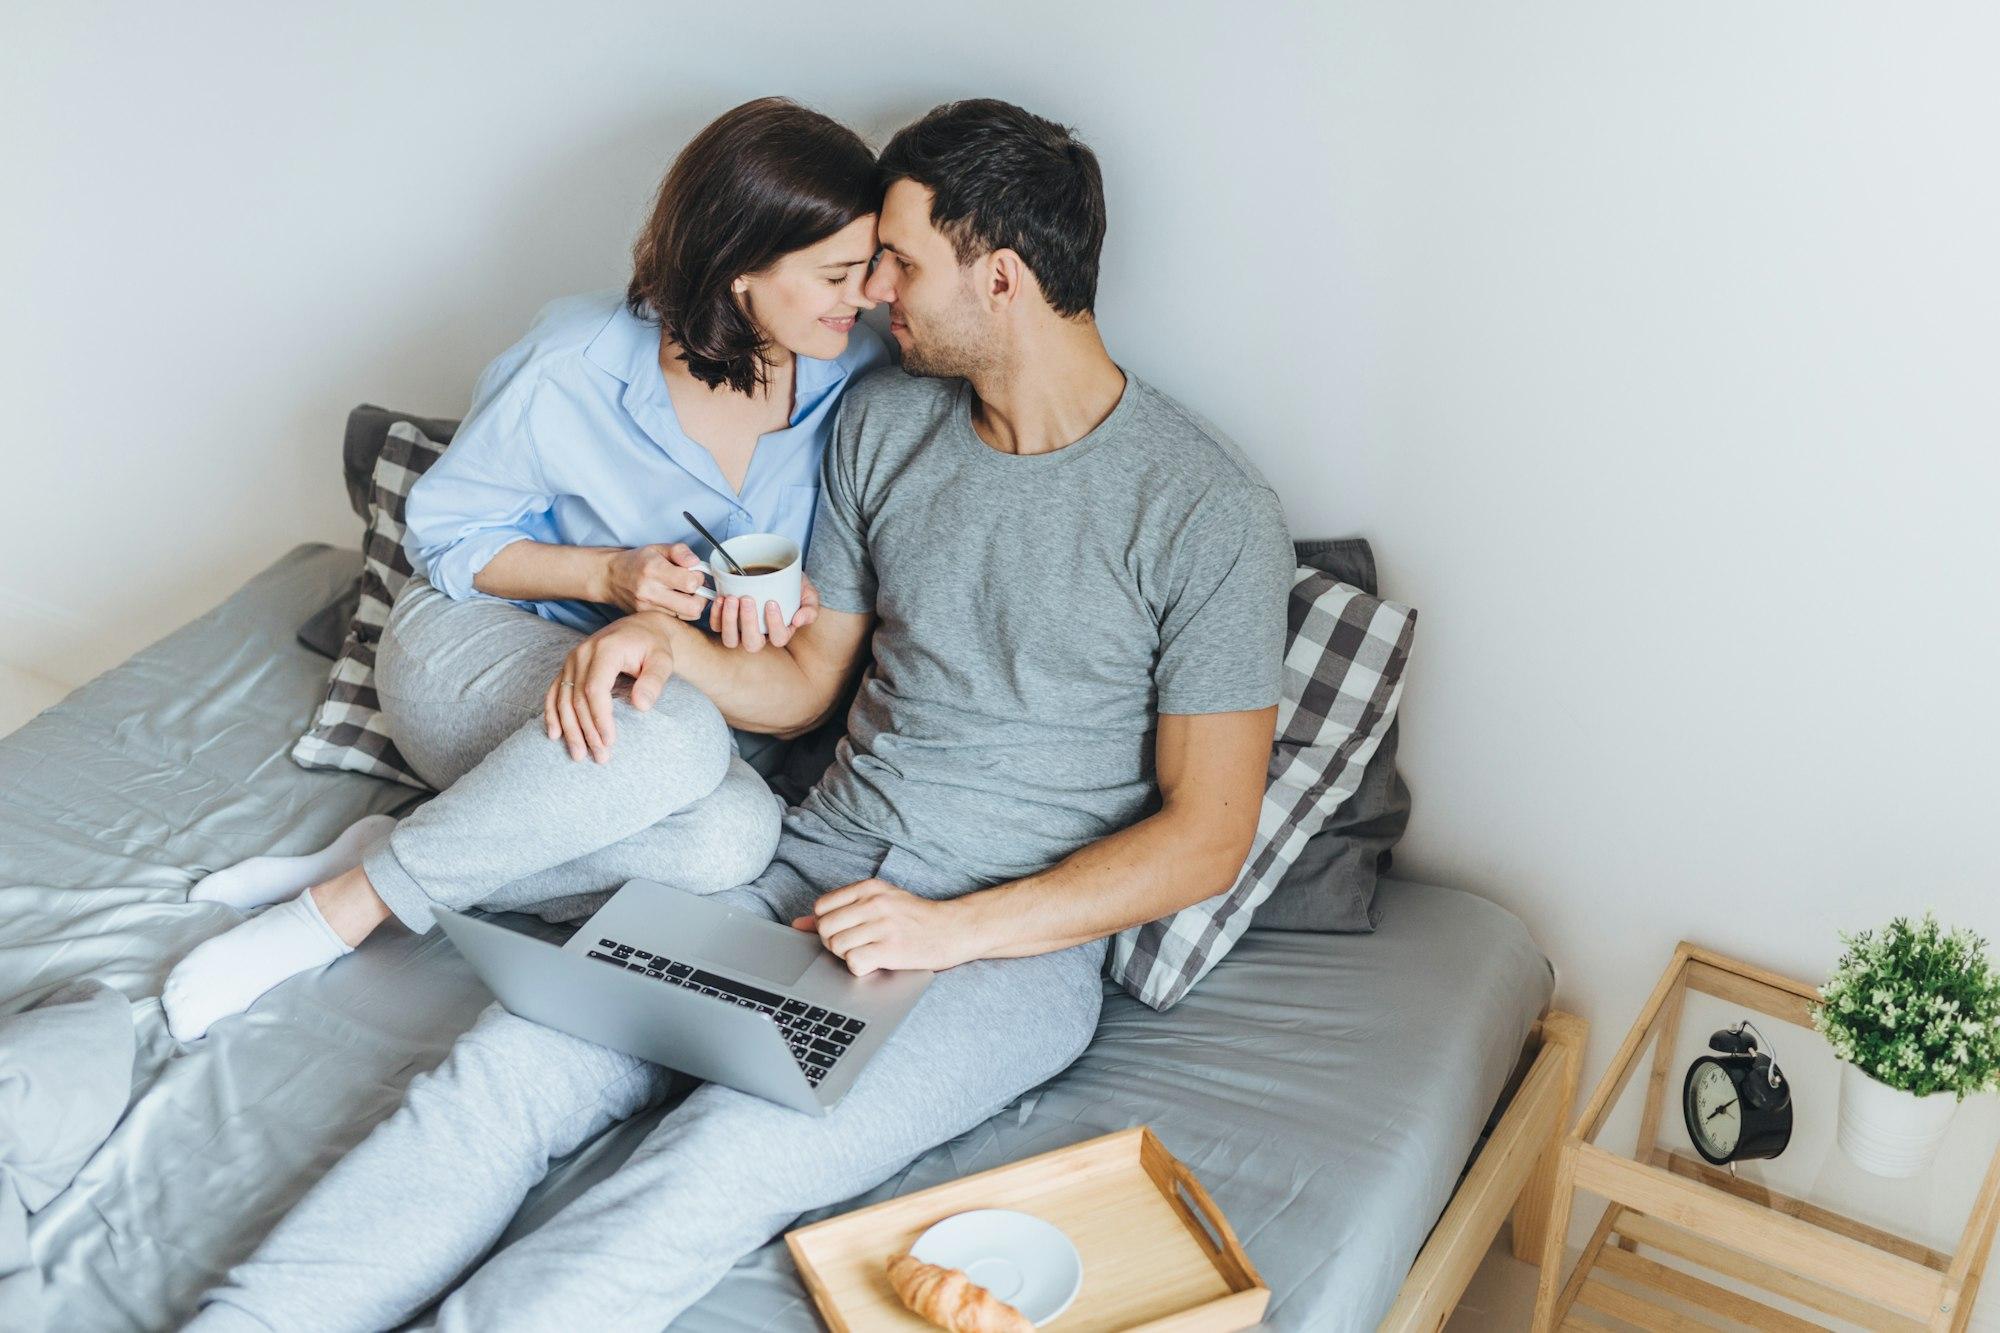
<box><xmin>602</xmin><ymin>543</ymin><xmax>711</xmax><ymax>619</ymax></box>
<box><xmin>544</xmin><ymin>614</ymin><xmax>678</xmax><ymax>763</ymax></box>
<box><xmin>789</xmin><ymin>879</ymin><xmax>978</xmax><ymax>976</ymax></box>
<box><xmin>708</xmin><ymin>572</ymin><xmax>821</xmax><ymax>651</ymax></box>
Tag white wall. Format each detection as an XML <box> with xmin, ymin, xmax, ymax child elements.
<box><xmin>1331</xmin><ymin>3</ymin><xmax>2000</xmax><ymax>1293</ymax></box>
<box><xmin>7</xmin><ymin>0</ymin><xmax>1998</xmax><ymax>1309</ymax></box>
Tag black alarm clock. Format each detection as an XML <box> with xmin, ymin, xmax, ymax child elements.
<box><xmin>1682</xmin><ymin>1021</ymin><xmax>1792</xmax><ymax>1166</ymax></box>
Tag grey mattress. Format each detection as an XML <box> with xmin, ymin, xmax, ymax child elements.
<box><xmin>0</xmin><ymin>544</ymin><xmax>1551</xmax><ymax>1331</ymax></box>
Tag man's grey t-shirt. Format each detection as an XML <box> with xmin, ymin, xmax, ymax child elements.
<box><xmin>800</xmin><ymin>366</ymin><xmax>1295</xmax><ymax>887</ymax></box>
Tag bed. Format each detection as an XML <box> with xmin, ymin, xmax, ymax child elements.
<box><xmin>0</xmin><ymin>542</ymin><xmax>1571</xmax><ymax>1331</ymax></box>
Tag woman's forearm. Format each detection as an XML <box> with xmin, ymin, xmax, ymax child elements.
<box><xmin>471</xmin><ymin>539</ymin><xmax>615</xmax><ymax>604</ymax></box>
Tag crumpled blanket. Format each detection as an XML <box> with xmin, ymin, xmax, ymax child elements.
<box><xmin>0</xmin><ymin>980</ymin><xmax>136</xmax><ymax>1331</ymax></box>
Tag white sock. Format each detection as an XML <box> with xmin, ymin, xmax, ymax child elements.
<box><xmin>190</xmin><ymin>813</ymin><xmax>397</xmax><ymax>911</ymax></box>
<box><xmin>162</xmin><ymin>890</ymin><xmax>354</xmax><ymax>1042</ymax></box>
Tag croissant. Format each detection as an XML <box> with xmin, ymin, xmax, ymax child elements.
<box><xmin>886</xmin><ymin>1250</ymin><xmax>1036</xmax><ymax>1332</ymax></box>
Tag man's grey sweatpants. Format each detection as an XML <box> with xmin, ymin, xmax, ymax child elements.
<box><xmin>187</xmin><ymin>810</ymin><xmax>1108</xmax><ymax>1331</ymax></box>
<box><xmin>362</xmin><ymin>578</ymin><xmax>783</xmax><ymax>931</ymax></box>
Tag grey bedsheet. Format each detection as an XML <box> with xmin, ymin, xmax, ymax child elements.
<box><xmin>0</xmin><ymin>544</ymin><xmax>1551</xmax><ymax>1332</ymax></box>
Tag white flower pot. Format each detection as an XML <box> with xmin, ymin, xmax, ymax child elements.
<box><xmin>1837</xmin><ymin>1061</ymin><xmax>1958</xmax><ymax>1178</ymax></box>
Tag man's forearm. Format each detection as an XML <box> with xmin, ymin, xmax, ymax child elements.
<box><xmin>474</xmin><ymin>539</ymin><xmax>613</xmax><ymax>603</ymax></box>
<box><xmin>954</xmin><ymin>807</ymin><xmax>1253</xmax><ymax>960</ymax></box>
<box><xmin>657</xmin><ymin>616</ymin><xmax>838</xmax><ymax>738</ymax></box>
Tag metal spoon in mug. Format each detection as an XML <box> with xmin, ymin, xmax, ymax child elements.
<box><xmin>681</xmin><ymin>510</ymin><xmax>746</xmax><ymax>575</ymax></box>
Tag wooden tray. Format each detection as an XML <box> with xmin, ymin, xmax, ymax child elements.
<box><xmin>785</xmin><ymin>1126</ymin><xmax>1269</xmax><ymax>1331</ymax></box>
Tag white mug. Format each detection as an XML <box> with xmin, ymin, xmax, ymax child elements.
<box><xmin>692</xmin><ymin>532</ymin><xmax>803</xmax><ymax>627</ymax></box>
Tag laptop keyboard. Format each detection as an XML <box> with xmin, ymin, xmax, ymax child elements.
<box><xmin>585</xmin><ymin>937</ymin><xmax>865</xmax><ymax>1090</ymax></box>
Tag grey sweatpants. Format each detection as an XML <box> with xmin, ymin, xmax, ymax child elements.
<box><xmin>363</xmin><ymin>578</ymin><xmax>783</xmax><ymax>931</ymax></box>
<box><xmin>188</xmin><ymin>810</ymin><xmax>1108</xmax><ymax>1331</ymax></box>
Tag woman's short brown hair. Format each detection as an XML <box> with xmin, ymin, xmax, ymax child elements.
<box><xmin>627</xmin><ymin>98</ymin><xmax>878</xmax><ymax>395</ymax></box>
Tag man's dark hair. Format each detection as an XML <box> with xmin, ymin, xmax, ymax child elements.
<box><xmin>878</xmin><ymin>99</ymin><xmax>1106</xmax><ymax>318</ymax></box>
<box><xmin>627</xmin><ymin>97</ymin><xmax>878</xmax><ymax>394</ymax></box>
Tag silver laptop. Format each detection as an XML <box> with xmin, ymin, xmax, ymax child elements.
<box><xmin>434</xmin><ymin>878</ymin><xmax>933</xmax><ymax>1116</ymax></box>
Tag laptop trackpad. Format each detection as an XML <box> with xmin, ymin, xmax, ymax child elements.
<box><xmin>696</xmin><ymin>917</ymin><xmax>822</xmax><ymax>987</ymax></box>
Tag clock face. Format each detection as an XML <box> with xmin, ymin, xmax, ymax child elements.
<box><xmin>1687</xmin><ymin>1060</ymin><xmax>1742</xmax><ymax>1159</ymax></box>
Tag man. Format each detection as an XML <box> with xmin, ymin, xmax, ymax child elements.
<box><xmin>190</xmin><ymin>98</ymin><xmax>1294</xmax><ymax>1331</ymax></box>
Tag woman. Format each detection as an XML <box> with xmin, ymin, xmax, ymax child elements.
<box><xmin>162</xmin><ymin>97</ymin><xmax>889</xmax><ymax>1042</ymax></box>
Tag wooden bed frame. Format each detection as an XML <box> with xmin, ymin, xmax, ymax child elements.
<box><xmin>1378</xmin><ymin>1007</ymin><xmax>1590</xmax><ymax>1332</ymax></box>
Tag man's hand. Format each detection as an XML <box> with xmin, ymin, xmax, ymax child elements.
<box><xmin>709</xmin><ymin>572</ymin><xmax>822</xmax><ymax>651</ymax></box>
<box><xmin>601</xmin><ymin>543</ymin><xmax>710</xmax><ymax>619</ymax></box>
<box><xmin>790</xmin><ymin>879</ymin><xmax>979</xmax><ymax>976</ymax></box>
<box><xmin>543</xmin><ymin>614</ymin><xmax>677</xmax><ymax>763</ymax></box>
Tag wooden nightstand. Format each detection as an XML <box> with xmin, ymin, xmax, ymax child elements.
<box><xmin>1533</xmin><ymin>943</ymin><xmax>2000</xmax><ymax>1331</ymax></box>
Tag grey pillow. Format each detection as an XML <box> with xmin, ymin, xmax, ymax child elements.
<box><xmin>296</xmin><ymin>581</ymin><xmax>361</xmax><ymax>659</ymax></box>
<box><xmin>342</xmin><ymin>403</ymin><xmax>461</xmax><ymax>520</ymax></box>
<box><xmin>1250</xmin><ymin>537</ymin><xmax>1413</xmax><ymax>932</ymax></box>
<box><xmin>300</xmin><ymin>405</ymin><xmax>462</xmax><ymax>659</ymax></box>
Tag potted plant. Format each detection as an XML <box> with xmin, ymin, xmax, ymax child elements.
<box><xmin>1813</xmin><ymin>914</ymin><xmax>2000</xmax><ymax>1177</ymax></box>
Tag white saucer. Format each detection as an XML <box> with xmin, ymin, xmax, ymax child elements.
<box><xmin>908</xmin><ymin>1208</ymin><xmax>1083</xmax><ymax>1325</ymax></box>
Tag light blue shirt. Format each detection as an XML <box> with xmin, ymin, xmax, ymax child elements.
<box><xmin>404</xmin><ymin>288</ymin><xmax>893</xmax><ymax>633</ymax></box>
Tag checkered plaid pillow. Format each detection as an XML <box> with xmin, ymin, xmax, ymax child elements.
<box><xmin>290</xmin><ymin>420</ymin><xmax>447</xmax><ymax>788</ymax></box>
<box><xmin>1109</xmin><ymin>569</ymin><xmax>1417</xmax><ymax>1010</ymax></box>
